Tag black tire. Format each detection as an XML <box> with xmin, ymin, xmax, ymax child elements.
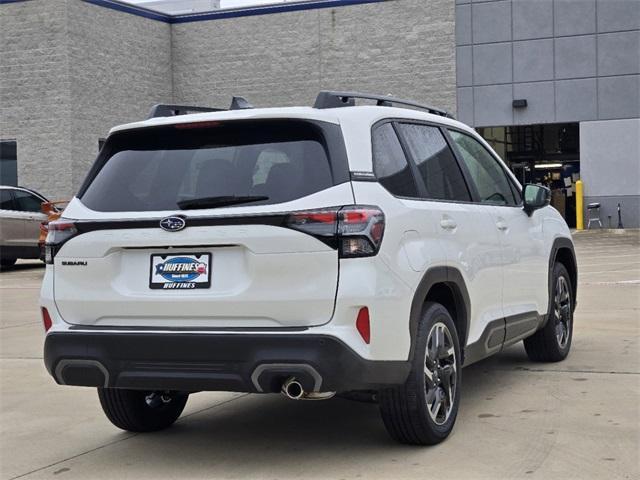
<box><xmin>524</xmin><ymin>262</ymin><xmax>574</xmax><ymax>362</ymax></box>
<box><xmin>379</xmin><ymin>302</ymin><xmax>461</xmax><ymax>445</ymax></box>
<box><xmin>97</xmin><ymin>388</ymin><xmax>188</xmax><ymax>432</ymax></box>
<box><xmin>0</xmin><ymin>257</ymin><xmax>17</xmax><ymax>268</ymax></box>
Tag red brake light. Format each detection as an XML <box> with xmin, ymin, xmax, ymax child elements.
<box><xmin>289</xmin><ymin>211</ymin><xmax>337</xmax><ymax>224</ymax></box>
<box><xmin>285</xmin><ymin>208</ymin><xmax>339</xmax><ymax>238</ymax></box>
<box><xmin>175</xmin><ymin>121</ymin><xmax>221</xmax><ymax>129</ymax></box>
<box><xmin>356</xmin><ymin>307</ymin><xmax>370</xmax><ymax>344</ymax></box>
<box><xmin>341</xmin><ymin>211</ymin><xmax>368</xmax><ymax>223</ymax></box>
<box><xmin>41</xmin><ymin>307</ymin><xmax>52</xmax><ymax>332</ymax></box>
<box><xmin>47</xmin><ymin>221</ymin><xmax>76</xmax><ymax>232</ymax></box>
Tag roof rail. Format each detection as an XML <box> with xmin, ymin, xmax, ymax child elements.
<box><xmin>313</xmin><ymin>91</ymin><xmax>454</xmax><ymax>119</ymax></box>
<box><xmin>147</xmin><ymin>104</ymin><xmax>224</xmax><ymax>119</ymax></box>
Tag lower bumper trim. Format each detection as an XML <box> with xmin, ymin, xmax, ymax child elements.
<box><xmin>44</xmin><ymin>331</ymin><xmax>410</xmax><ymax>393</ymax></box>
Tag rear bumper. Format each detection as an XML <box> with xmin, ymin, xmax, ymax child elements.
<box><xmin>44</xmin><ymin>331</ymin><xmax>410</xmax><ymax>393</ymax></box>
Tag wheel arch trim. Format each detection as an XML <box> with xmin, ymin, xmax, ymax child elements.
<box><xmin>408</xmin><ymin>266</ymin><xmax>471</xmax><ymax>363</ymax></box>
<box><xmin>548</xmin><ymin>237</ymin><xmax>578</xmax><ymax>316</ymax></box>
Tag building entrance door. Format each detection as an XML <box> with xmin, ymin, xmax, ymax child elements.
<box><xmin>477</xmin><ymin>123</ymin><xmax>580</xmax><ymax>228</ymax></box>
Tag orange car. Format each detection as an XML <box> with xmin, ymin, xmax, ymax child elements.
<box><xmin>38</xmin><ymin>200</ymin><xmax>68</xmax><ymax>259</ymax></box>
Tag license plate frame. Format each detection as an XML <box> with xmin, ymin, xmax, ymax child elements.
<box><xmin>149</xmin><ymin>252</ymin><xmax>212</xmax><ymax>290</ymax></box>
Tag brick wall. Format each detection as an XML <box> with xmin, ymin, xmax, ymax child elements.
<box><xmin>0</xmin><ymin>0</ymin><xmax>455</xmax><ymax>198</ymax></box>
<box><xmin>172</xmin><ymin>0</ymin><xmax>456</xmax><ymax>113</ymax></box>
<box><xmin>67</xmin><ymin>1</ymin><xmax>173</xmax><ymax>191</ymax></box>
<box><xmin>0</xmin><ymin>0</ymin><xmax>73</xmax><ymax>198</ymax></box>
<box><xmin>0</xmin><ymin>0</ymin><xmax>172</xmax><ymax>199</ymax></box>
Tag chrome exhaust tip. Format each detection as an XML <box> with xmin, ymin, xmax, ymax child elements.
<box><xmin>282</xmin><ymin>377</ymin><xmax>305</xmax><ymax>400</ymax></box>
<box><xmin>281</xmin><ymin>376</ymin><xmax>336</xmax><ymax>400</ymax></box>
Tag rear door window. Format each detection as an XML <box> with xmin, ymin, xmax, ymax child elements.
<box><xmin>396</xmin><ymin>123</ymin><xmax>471</xmax><ymax>202</ymax></box>
<box><xmin>371</xmin><ymin>123</ymin><xmax>419</xmax><ymax>198</ymax></box>
<box><xmin>79</xmin><ymin>120</ymin><xmax>338</xmax><ymax>212</ymax></box>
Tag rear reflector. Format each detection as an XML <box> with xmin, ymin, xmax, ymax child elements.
<box><xmin>356</xmin><ymin>307</ymin><xmax>370</xmax><ymax>344</ymax></box>
<box><xmin>41</xmin><ymin>307</ymin><xmax>52</xmax><ymax>332</ymax></box>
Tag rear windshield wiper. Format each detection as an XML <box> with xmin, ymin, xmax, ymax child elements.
<box><xmin>177</xmin><ymin>195</ymin><xmax>269</xmax><ymax>210</ymax></box>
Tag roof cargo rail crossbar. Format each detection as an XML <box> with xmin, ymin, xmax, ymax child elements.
<box><xmin>313</xmin><ymin>91</ymin><xmax>454</xmax><ymax>119</ymax></box>
<box><xmin>147</xmin><ymin>104</ymin><xmax>225</xmax><ymax>119</ymax></box>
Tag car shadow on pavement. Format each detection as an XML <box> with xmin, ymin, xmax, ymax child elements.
<box><xmin>96</xmin><ymin>350</ymin><xmax>532</xmax><ymax>473</ymax></box>
<box><xmin>0</xmin><ymin>261</ymin><xmax>45</xmax><ymax>273</ymax></box>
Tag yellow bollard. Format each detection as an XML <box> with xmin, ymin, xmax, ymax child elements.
<box><xmin>575</xmin><ymin>180</ymin><xmax>584</xmax><ymax>230</ymax></box>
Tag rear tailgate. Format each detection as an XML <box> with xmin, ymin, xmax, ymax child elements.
<box><xmin>52</xmin><ymin>118</ymin><xmax>352</xmax><ymax>328</ymax></box>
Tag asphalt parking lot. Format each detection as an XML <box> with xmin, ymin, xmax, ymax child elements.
<box><xmin>1</xmin><ymin>230</ymin><xmax>638</xmax><ymax>480</ymax></box>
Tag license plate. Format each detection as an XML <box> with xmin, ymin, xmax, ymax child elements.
<box><xmin>149</xmin><ymin>253</ymin><xmax>211</xmax><ymax>290</ymax></box>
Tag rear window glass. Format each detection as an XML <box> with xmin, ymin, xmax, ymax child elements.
<box><xmin>79</xmin><ymin>120</ymin><xmax>336</xmax><ymax>212</ymax></box>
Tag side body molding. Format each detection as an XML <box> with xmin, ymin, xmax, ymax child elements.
<box><xmin>464</xmin><ymin>236</ymin><xmax>577</xmax><ymax>366</ymax></box>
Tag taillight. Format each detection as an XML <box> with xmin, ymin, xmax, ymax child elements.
<box><xmin>44</xmin><ymin>220</ymin><xmax>78</xmax><ymax>264</ymax></box>
<box><xmin>285</xmin><ymin>206</ymin><xmax>385</xmax><ymax>258</ymax></box>
<box><xmin>286</xmin><ymin>208</ymin><xmax>339</xmax><ymax>238</ymax></box>
<box><xmin>356</xmin><ymin>307</ymin><xmax>371</xmax><ymax>344</ymax></box>
<box><xmin>338</xmin><ymin>206</ymin><xmax>385</xmax><ymax>258</ymax></box>
<box><xmin>41</xmin><ymin>307</ymin><xmax>52</xmax><ymax>332</ymax></box>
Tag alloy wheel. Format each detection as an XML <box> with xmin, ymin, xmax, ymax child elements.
<box><xmin>554</xmin><ymin>276</ymin><xmax>571</xmax><ymax>348</ymax></box>
<box><xmin>424</xmin><ymin>322</ymin><xmax>457</xmax><ymax>425</ymax></box>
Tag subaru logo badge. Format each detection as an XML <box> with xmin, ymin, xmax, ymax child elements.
<box><xmin>160</xmin><ymin>216</ymin><xmax>186</xmax><ymax>232</ymax></box>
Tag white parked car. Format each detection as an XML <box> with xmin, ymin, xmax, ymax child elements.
<box><xmin>0</xmin><ymin>186</ymin><xmax>48</xmax><ymax>267</ymax></box>
<box><xmin>41</xmin><ymin>92</ymin><xmax>577</xmax><ymax>444</ymax></box>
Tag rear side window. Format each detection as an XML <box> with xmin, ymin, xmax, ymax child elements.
<box><xmin>372</xmin><ymin>123</ymin><xmax>419</xmax><ymax>198</ymax></box>
<box><xmin>396</xmin><ymin>123</ymin><xmax>471</xmax><ymax>202</ymax></box>
<box><xmin>79</xmin><ymin>120</ymin><xmax>338</xmax><ymax>212</ymax></box>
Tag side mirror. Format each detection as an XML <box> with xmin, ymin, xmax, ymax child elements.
<box><xmin>523</xmin><ymin>184</ymin><xmax>551</xmax><ymax>216</ymax></box>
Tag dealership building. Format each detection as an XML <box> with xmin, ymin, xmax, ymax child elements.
<box><xmin>1</xmin><ymin>0</ymin><xmax>639</xmax><ymax>226</ymax></box>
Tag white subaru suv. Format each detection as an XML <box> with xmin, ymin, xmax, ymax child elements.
<box><xmin>41</xmin><ymin>92</ymin><xmax>577</xmax><ymax>445</ymax></box>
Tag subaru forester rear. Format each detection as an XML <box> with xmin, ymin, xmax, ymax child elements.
<box><xmin>42</xmin><ymin>92</ymin><xmax>577</xmax><ymax>445</ymax></box>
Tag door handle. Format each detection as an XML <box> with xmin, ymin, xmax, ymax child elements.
<box><xmin>496</xmin><ymin>220</ymin><xmax>508</xmax><ymax>231</ymax></box>
<box><xmin>440</xmin><ymin>218</ymin><xmax>457</xmax><ymax>230</ymax></box>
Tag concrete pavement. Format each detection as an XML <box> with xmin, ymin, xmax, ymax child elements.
<box><xmin>1</xmin><ymin>230</ymin><xmax>638</xmax><ymax>479</ymax></box>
